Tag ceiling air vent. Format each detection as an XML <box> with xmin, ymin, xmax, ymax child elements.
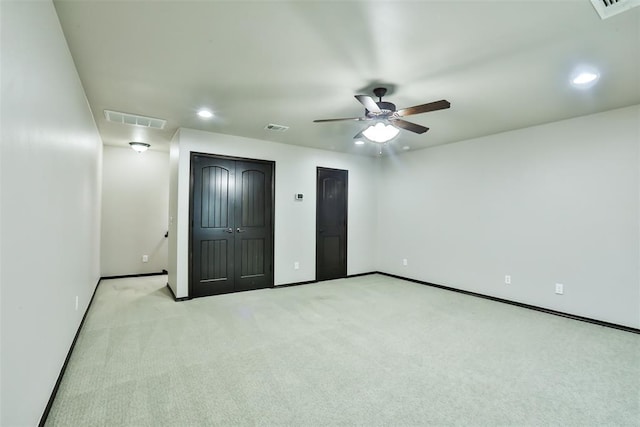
<box><xmin>104</xmin><ymin>110</ymin><xmax>166</xmax><ymax>129</ymax></box>
<box><xmin>264</xmin><ymin>123</ymin><xmax>289</xmax><ymax>132</ymax></box>
<box><xmin>590</xmin><ymin>0</ymin><xmax>640</xmax><ymax>19</ymax></box>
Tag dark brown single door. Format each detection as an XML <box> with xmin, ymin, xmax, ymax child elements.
<box><xmin>316</xmin><ymin>167</ymin><xmax>348</xmax><ymax>281</ymax></box>
<box><xmin>191</xmin><ymin>154</ymin><xmax>274</xmax><ymax>297</ymax></box>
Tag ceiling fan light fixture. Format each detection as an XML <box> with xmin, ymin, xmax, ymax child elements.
<box><xmin>362</xmin><ymin>122</ymin><xmax>400</xmax><ymax>143</ymax></box>
<box><xmin>129</xmin><ymin>142</ymin><xmax>150</xmax><ymax>153</ymax></box>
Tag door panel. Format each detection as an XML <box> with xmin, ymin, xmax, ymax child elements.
<box><xmin>191</xmin><ymin>154</ymin><xmax>273</xmax><ymax>298</ymax></box>
<box><xmin>192</xmin><ymin>157</ymin><xmax>236</xmax><ymax>297</ymax></box>
<box><xmin>200</xmin><ymin>239</ymin><xmax>229</xmax><ymax>282</ymax></box>
<box><xmin>240</xmin><ymin>238</ymin><xmax>265</xmax><ymax>277</ymax></box>
<box><xmin>234</xmin><ymin>161</ymin><xmax>272</xmax><ymax>291</ymax></box>
<box><xmin>240</xmin><ymin>169</ymin><xmax>265</xmax><ymax>227</ymax></box>
<box><xmin>316</xmin><ymin>168</ymin><xmax>348</xmax><ymax>281</ymax></box>
<box><xmin>201</xmin><ymin>166</ymin><xmax>231</xmax><ymax>228</ymax></box>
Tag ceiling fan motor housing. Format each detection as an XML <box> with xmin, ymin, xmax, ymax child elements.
<box><xmin>376</xmin><ymin>101</ymin><xmax>396</xmax><ymax>112</ymax></box>
<box><xmin>369</xmin><ymin>88</ymin><xmax>395</xmax><ymax>116</ymax></box>
<box><xmin>366</xmin><ymin>101</ymin><xmax>396</xmax><ymax>118</ymax></box>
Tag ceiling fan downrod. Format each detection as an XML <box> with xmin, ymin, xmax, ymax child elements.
<box><xmin>373</xmin><ymin>87</ymin><xmax>387</xmax><ymax>103</ymax></box>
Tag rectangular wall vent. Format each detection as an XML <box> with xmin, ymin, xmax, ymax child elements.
<box><xmin>104</xmin><ymin>110</ymin><xmax>166</xmax><ymax>129</ymax></box>
<box><xmin>590</xmin><ymin>0</ymin><xmax>640</xmax><ymax>19</ymax></box>
<box><xmin>264</xmin><ymin>123</ymin><xmax>289</xmax><ymax>132</ymax></box>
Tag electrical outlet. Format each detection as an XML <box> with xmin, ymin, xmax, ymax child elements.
<box><xmin>555</xmin><ymin>283</ymin><xmax>564</xmax><ymax>295</ymax></box>
<box><xmin>402</xmin><ymin>259</ymin><xmax>408</xmax><ymax>266</ymax></box>
<box><xmin>294</xmin><ymin>261</ymin><xmax>299</xmax><ymax>270</ymax></box>
<box><xmin>505</xmin><ymin>275</ymin><xmax>511</xmax><ymax>284</ymax></box>
<box><xmin>142</xmin><ymin>255</ymin><xmax>149</xmax><ymax>263</ymax></box>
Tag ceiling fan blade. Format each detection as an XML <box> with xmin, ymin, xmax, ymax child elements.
<box><xmin>355</xmin><ymin>95</ymin><xmax>381</xmax><ymax>113</ymax></box>
<box><xmin>392</xmin><ymin>119</ymin><xmax>429</xmax><ymax>134</ymax></box>
<box><xmin>396</xmin><ymin>100</ymin><xmax>450</xmax><ymax>117</ymax></box>
<box><xmin>313</xmin><ymin>117</ymin><xmax>368</xmax><ymax>123</ymax></box>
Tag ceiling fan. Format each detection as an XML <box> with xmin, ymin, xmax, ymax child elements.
<box><xmin>313</xmin><ymin>87</ymin><xmax>450</xmax><ymax>143</ymax></box>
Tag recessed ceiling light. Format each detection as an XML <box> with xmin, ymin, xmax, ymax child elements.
<box><xmin>197</xmin><ymin>109</ymin><xmax>214</xmax><ymax>119</ymax></box>
<box><xmin>570</xmin><ymin>67</ymin><xmax>600</xmax><ymax>88</ymax></box>
<box><xmin>354</xmin><ymin>140</ymin><xmax>365</xmax><ymax>145</ymax></box>
<box><xmin>572</xmin><ymin>72</ymin><xmax>599</xmax><ymax>85</ymax></box>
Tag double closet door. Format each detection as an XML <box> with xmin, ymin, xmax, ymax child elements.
<box><xmin>190</xmin><ymin>154</ymin><xmax>274</xmax><ymax>298</ymax></box>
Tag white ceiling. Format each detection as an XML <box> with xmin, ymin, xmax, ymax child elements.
<box><xmin>53</xmin><ymin>0</ymin><xmax>640</xmax><ymax>156</ymax></box>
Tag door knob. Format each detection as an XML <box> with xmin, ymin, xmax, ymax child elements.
<box><xmin>236</xmin><ymin>228</ymin><xmax>246</xmax><ymax>233</ymax></box>
<box><xmin>224</xmin><ymin>228</ymin><xmax>233</xmax><ymax>233</ymax></box>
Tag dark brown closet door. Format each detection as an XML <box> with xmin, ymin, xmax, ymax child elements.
<box><xmin>190</xmin><ymin>154</ymin><xmax>273</xmax><ymax>298</ymax></box>
<box><xmin>316</xmin><ymin>167</ymin><xmax>348</xmax><ymax>281</ymax></box>
<box><xmin>233</xmin><ymin>161</ymin><xmax>273</xmax><ymax>292</ymax></box>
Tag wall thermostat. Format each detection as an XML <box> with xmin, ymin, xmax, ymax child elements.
<box><xmin>295</xmin><ymin>193</ymin><xmax>304</xmax><ymax>201</ymax></box>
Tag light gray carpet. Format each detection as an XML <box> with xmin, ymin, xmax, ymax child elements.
<box><xmin>46</xmin><ymin>274</ymin><xmax>639</xmax><ymax>426</ymax></box>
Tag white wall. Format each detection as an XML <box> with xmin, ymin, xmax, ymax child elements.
<box><xmin>167</xmin><ymin>131</ymin><xmax>180</xmax><ymax>294</ymax></box>
<box><xmin>168</xmin><ymin>128</ymin><xmax>379</xmax><ymax>298</ymax></box>
<box><xmin>0</xmin><ymin>1</ymin><xmax>103</xmax><ymax>425</ymax></box>
<box><xmin>101</xmin><ymin>146</ymin><xmax>169</xmax><ymax>276</ymax></box>
<box><xmin>377</xmin><ymin>105</ymin><xmax>640</xmax><ymax>328</ymax></box>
